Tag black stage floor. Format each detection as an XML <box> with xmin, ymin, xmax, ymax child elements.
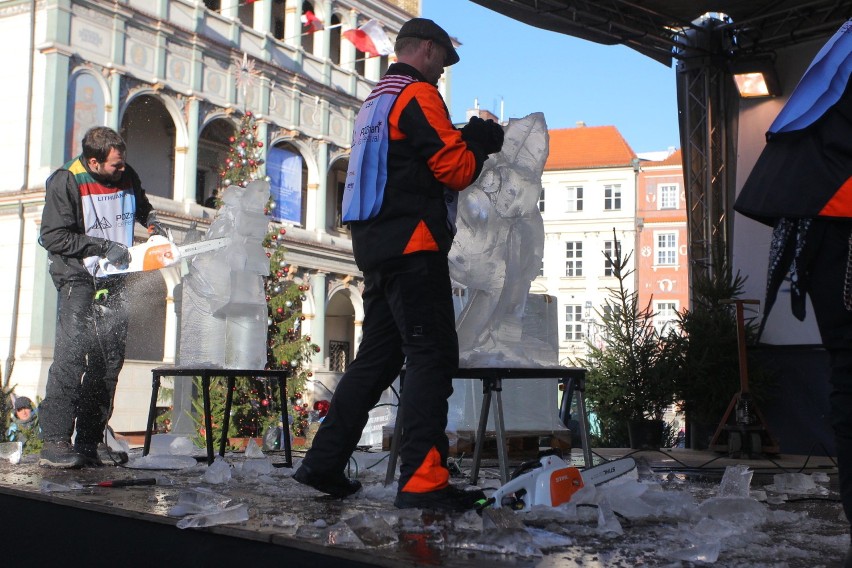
<box><xmin>0</xmin><ymin>445</ymin><xmax>846</xmax><ymax>567</ymax></box>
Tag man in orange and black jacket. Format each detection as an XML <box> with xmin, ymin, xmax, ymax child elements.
<box><xmin>294</xmin><ymin>18</ymin><xmax>503</xmax><ymax>511</ymax></box>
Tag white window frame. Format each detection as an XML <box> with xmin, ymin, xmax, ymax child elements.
<box><xmin>658</xmin><ymin>183</ymin><xmax>679</xmax><ymax>210</ymax></box>
<box><xmin>655</xmin><ymin>231</ymin><xmax>678</xmax><ymax>266</ymax></box>
<box><xmin>604</xmin><ymin>184</ymin><xmax>622</xmax><ymax>211</ymax></box>
<box><xmin>603</xmin><ymin>239</ymin><xmax>621</xmax><ymax>277</ymax></box>
<box><xmin>654</xmin><ymin>300</ymin><xmax>679</xmax><ymax>335</ymax></box>
<box><xmin>565</xmin><ymin>304</ymin><xmax>584</xmax><ymax>341</ymax></box>
<box><xmin>538</xmin><ymin>188</ymin><xmax>545</xmax><ymax>213</ymax></box>
<box><xmin>565</xmin><ymin>241</ymin><xmax>583</xmax><ymax>277</ymax></box>
<box><xmin>566</xmin><ymin>185</ymin><xmax>584</xmax><ymax>212</ymax></box>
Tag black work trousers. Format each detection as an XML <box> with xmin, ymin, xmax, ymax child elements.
<box><xmin>807</xmin><ymin>220</ymin><xmax>852</xmax><ymax>526</ymax></box>
<box><xmin>303</xmin><ymin>252</ymin><xmax>458</xmax><ymax>491</ymax></box>
<box><xmin>40</xmin><ymin>277</ymin><xmax>128</xmax><ymax>446</ymax></box>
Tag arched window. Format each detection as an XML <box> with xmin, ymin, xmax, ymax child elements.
<box><xmin>268</xmin><ymin>142</ymin><xmax>308</xmax><ymax>227</ymax></box>
<box><xmin>327</xmin><ymin>156</ymin><xmax>349</xmax><ymax>235</ymax></box>
<box><xmin>273</xmin><ymin>0</ymin><xmax>285</xmax><ymax>40</ymax></box>
<box><xmin>197</xmin><ymin>118</ymin><xmax>238</xmax><ymax>206</ymax></box>
<box><xmin>301</xmin><ymin>1</ymin><xmax>315</xmax><ymax>54</ymax></box>
<box><xmin>120</xmin><ymin>95</ymin><xmax>176</xmax><ymax>199</ymax></box>
<box><xmin>65</xmin><ymin>72</ymin><xmax>106</xmax><ymax>161</ymax></box>
<box><xmin>330</xmin><ymin>13</ymin><xmax>342</xmax><ymax>65</ymax></box>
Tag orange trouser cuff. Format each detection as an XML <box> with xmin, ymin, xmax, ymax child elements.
<box><xmin>400</xmin><ymin>446</ymin><xmax>449</xmax><ymax>493</ymax></box>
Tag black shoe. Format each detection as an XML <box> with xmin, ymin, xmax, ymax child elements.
<box><xmin>39</xmin><ymin>441</ymin><xmax>86</xmax><ymax>469</ymax></box>
<box><xmin>394</xmin><ymin>484</ymin><xmax>487</xmax><ymax>512</ymax></box>
<box><xmin>75</xmin><ymin>443</ymin><xmax>129</xmax><ymax>466</ymax></box>
<box><xmin>293</xmin><ymin>463</ymin><xmax>361</xmax><ymax>498</ymax></box>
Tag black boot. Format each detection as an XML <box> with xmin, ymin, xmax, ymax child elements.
<box><xmin>39</xmin><ymin>441</ymin><xmax>86</xmax><ymax>469</ymax></box>
<box><xmin>294</xmin><ymin>463</ymin><xmax>361</xmax><ymax>498</ymax></box>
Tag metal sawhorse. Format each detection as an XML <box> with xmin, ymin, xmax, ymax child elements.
<box><xmin>384</xmin><ymin>366</ymin><xmax>593</xmax><ymax>486</ymax></box>
<box><xmin>142</xmin><ymin>367</ymin><xmax>292</xmax><ymax>467</ymax></box>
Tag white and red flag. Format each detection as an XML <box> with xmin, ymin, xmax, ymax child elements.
<box><xmin>343</xmin><ymin>19</ymin><xmax>394</xmax><ymax>57</ymax></box>
<box><xmin>301</xmin><ymin>10</ymin><xmax>324</xmax><ymax>33</ymax></box>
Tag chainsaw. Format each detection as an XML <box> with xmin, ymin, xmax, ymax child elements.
<box><xmin>480</xmin><ymin>452</ymin><xmax>637</xmax><ymax>512</ymax></box>
<box><xmin>97</xmin><ymin>235</ymin><xmax>231</xmax><ymax>276</ymax></box>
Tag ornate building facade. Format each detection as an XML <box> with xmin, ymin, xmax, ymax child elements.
<box><xmin>0</xmin><ymin>0</ymin><xmax>420</xmax><ymax>431</ymax></box>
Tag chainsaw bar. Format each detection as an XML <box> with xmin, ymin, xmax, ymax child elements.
<box><xmin>176</xmin><ymin>237</ymin><xmax>230</xmax><ymax>257</ymax></box>
<box><xmin>581</xmin><ymin>456</ymin><xmax>637</xmax><ymax>487</ymax></box>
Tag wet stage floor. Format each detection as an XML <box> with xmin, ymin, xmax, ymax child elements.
<box><xmin>0</xmin><ymin>445</ymin><xmax>847</xmax><ymax>567</ymax></box>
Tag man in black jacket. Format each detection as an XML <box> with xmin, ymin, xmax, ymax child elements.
<box><xmin>39</xmin><ymin>126</ymin><xmax>163</xmax><ymax>468</ymax></box>
<box><xmin>294</xmin><ymin>18</ymin><xmax>504</xmax><ymax>511</ymax></box>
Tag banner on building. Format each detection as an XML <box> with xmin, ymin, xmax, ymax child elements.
<box><xmin>267</xmin><ymin>146</ymin><xmax>303</xmax><ymax>225</ymax></box>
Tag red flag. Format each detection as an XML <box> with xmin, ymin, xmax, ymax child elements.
<box><xmin>301</xmin><ymin>10</ymin><xmax>324</xmax><ymax>34</ymax></box>
<box><xmin>343</xmin><ymin>20</ymin><xmax>394</xmax><ymax>57</ymax></box>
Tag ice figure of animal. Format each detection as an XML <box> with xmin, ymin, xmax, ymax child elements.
<box><xmin>449</xmin><ymin>112</ymin><xmax>557</xmax><ymax>367</ymax></box>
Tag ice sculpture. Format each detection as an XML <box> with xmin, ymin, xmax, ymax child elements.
<box><xmin>179</xmin><ymin>180</ymin><xmax>271</xmax><ymax>369</ymax></box>
<box><xmin>449</xmin><ymin>112</ymin><xmax>557</xmax><ymax>368</ymax></box>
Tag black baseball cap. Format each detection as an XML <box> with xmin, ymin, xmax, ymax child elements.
<box><xmin>397</xmin><ymin>18</ymin><xmax>460</xmax><ymax>66</ymax></box>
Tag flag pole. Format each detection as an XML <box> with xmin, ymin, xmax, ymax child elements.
<box><xmin>281</xmin><ymin>23</ymin><xmax>342</xmax><ymax>43</ymax></box>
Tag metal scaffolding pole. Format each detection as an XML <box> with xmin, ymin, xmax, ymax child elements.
<box><xmin>676</xmin><ymin>21</ymin><xmax>738</xmax><ymax>302</ymax></box>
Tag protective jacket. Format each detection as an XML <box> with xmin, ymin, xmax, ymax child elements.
<box><xmin>40</xmin><ymin>158</ymin><xmax>153</xmax><ymax>287</ymax></box>
<box><xmin>344</xmin><ymin>63</ymin><xmax>488</xmax><ymax>271</ymax></box>
<box><xmin>735</xmin><ymin>20</ymin><xmax>852</xmax><ymax>225</ymax></box>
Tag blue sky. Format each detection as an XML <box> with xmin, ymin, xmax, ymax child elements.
<box><xmin>421</xmin><ymin>0</ymin><xmax>681</xmax><ymax>153</ymax></box>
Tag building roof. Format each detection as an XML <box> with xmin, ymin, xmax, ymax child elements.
<box><xmin>545</xmin><ymin>124</ymin><xmax>637</xmax><ymax>170</ymax></box>
<box><xmin>656</xmin><ymin>148</ymin><xmax>683</xmax><ymax>167</ymax></box>
<box><xmin>642</xmin><ymin>148</ymin><xmax>683</xmax><ymax>168</ymax></box>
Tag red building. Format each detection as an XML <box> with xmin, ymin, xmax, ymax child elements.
<box><xmin>635</xmin><ymin>149</ymin><xmax>689</xmax><ymax>333</ymax></box>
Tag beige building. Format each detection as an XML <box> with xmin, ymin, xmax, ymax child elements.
<box><xmin>534</xmin><ymin>123</ymin><xmax>640</xmax><ymax>364</ymax></box>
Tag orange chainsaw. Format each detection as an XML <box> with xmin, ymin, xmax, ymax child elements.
<box><xmin>480</xmin><ymin>453</ymin><xmax>637</xmax><ymax>512</ymax></box>
<box><xmin>97</xmin><ymin>235</ymin><xmax>231</xmax><ymax>276</ymax></box>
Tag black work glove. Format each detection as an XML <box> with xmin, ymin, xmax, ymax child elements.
<box><xmin>146</xmin><ymin>211</ymin><xmax>168</xmax><ymax>238</ymax></box>
<box><xmin>101</xmin><ymin>241</ymin><xmax>131</xmax><ymax>266</ymax></box>
<box><xmin>461</xmin><ymin>116</ymin><xmax>505</xmax><ymax>155</ymax></box>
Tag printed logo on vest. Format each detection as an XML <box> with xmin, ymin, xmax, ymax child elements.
<box><xmin>88</xmin><ymin>216</ymin><xmax>113</xmax><ymax>231</ymax></box>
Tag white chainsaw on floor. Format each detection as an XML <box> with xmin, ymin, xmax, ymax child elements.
<box><xmin>97</xmin><ymin>235</ymin><xmax>231</xmax><ymax>276</ymax></box>
<box><xmin>481</xmin><ymin>453</ymin><xmax>637</xmax><ymax>512</ymax></box>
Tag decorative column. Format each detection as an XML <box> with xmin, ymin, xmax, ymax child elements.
<box><xmin>253</xmin><ymin>0</ymin><xmax>271</xmax><ymax>35</ymax></box>
<box><xmin>284</xmin><ymin>0</ymin><xmax>302</xmax><ymax>49</ymax></box>
<box><xmin>365</xmin><ymin>54</ymin><xmax>381</xmax><ymax>82</ymax></box>
<box><xmin>353</xmin><ymin>318</ymin><xmax>363</xmax><ymax>356</ymax></box>
<box><xmin>310</xmin><ymin>272</ymin><xmax>327</xmax><ymax>366</ymax></box>
<box><xmin>107</xmin><ymin>71</ymin><xmax>121</xmax><ymax>131</ymax></box>
<box><xmin>221</xmin><ymin>0</ymin><xmax>239</xmax><ymax>21</ymax></box>
<box><xmin>314</xmin><ymin>139</ymin><xmax>328</xmax><ymax>233</ymax></box>
<box><xmin>41</xmin><ymin>52</ymin><xmax>71</xmax><ymax>169</ymax></box>
<box><xmin>183</xmin><ymin>97</ymin><xmax>200</xmax><ymax>205</ymax></box>
<box><xmin>162</xmin><ymin>295</ymin><xmax>177</xmax><ymax>363</ymax></box>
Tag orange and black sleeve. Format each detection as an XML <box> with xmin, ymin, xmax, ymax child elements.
<box><xmin>389</xmin><ymin>82</ymin><xmax>487</xmax><ymax>191</ymax></box>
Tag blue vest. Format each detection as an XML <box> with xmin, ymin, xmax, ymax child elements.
<box><xmin>342</xmin><ymin>74</ymin><xmax>418</xmax><ymax>222</ymax></box>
